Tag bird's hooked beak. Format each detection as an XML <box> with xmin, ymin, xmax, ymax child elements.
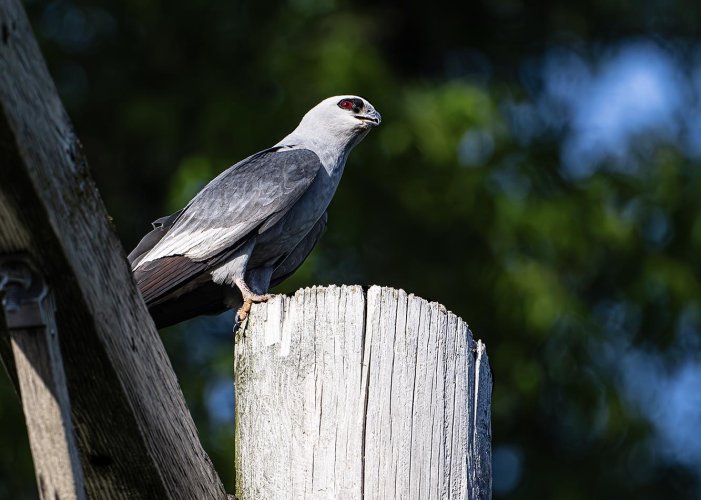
<box><xmin>355</xmin><ymin>108</ymin><xmax>382</xmax><ymax>127</ymax></box>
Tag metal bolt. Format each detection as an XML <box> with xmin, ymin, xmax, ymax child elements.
<box><xmin>0</xmin><ymin>266</ymin><xmax>32</xmax><ymax>312</ymax></box>
<box><xmin>0</xmin><ymin>255</ymin><xmax>49</xmax><ymax>329</ymax></box>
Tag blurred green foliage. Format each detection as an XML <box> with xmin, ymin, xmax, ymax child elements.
<box><xmin>2</xmin><ymin>0</ymin><xmax>701</xmax><ymax>498</ymax></box>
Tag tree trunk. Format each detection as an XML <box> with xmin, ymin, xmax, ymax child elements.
<box><xmin>234</xmin><ymin>285</ymin><xmax>492</xmax><ymax>499</ymax></box>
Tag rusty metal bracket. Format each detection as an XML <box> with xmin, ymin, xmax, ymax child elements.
<box><xmin>0</xmin><ymin>254</ymin><xmax>50</xmax><ymax>329</ymax></box>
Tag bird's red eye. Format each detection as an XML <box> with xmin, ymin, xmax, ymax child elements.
<box><xmin>339</xmin><ymin>100</ymin><xmax>354</xmax><ymax>110</ymax></box>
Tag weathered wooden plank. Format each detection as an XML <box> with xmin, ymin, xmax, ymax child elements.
<box><xmin>9</xmin><ymin>292</ymin><xmax>86</xmax><ymax>500</ymax></box>
<box><xmin>235</xmin><ymin>285</ymin><xmax>492</xmax><ymax>499</ymax></box>
<box><xmin>0</xmin><ymin>0</ymin><xmax>227</xmax><ymax>497</ymax></box>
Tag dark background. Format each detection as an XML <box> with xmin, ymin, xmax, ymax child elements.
<box><xmin>2</xmin><ymin>0</ymin><xmax>701</xmax><ymax>497</ymax></box>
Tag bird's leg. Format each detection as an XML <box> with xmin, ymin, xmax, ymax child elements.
<box><xmin>235</xmin><ymin>277</ymin><xmax>272</xmax><ymax>322</ymax></box>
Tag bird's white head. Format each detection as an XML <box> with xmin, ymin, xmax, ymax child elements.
<box><xmin>283</xmin><ymin>95</ymin><xmax>381</xmax><ymax>153</ymax></box>
<box><xmin>303</xmin><ymin>95</ymin><xmax>381</xmax><ymax>130</ymax></box>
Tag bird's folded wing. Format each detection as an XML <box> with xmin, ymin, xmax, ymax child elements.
<box><xmin>127</xmin><ymin>209</ymin><xmax>184</xmax><ymax>268</ymax></box>
<box><xmin>135</xmin><ymin>255</ymin><xmax>209</xmax><ymax>305</ymax></box>
<box><xmin>270</xmin><ymin>211</ymin><xmax>328</xmax><ymax>287</ymax></box>
<box><xmin>133</xmin><ymin>147</ymin><xmax>322</xmax><ymax>304</ymax></box>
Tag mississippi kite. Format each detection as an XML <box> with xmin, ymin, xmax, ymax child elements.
<box><xmin>129</xmin><ymin>95</ymin><xmax>381</xmax><ymax>328</ymax></box>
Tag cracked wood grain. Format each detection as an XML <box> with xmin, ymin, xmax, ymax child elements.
<box><xmin>235</xmin><ymin>285</ymin><xmax>492</xmax><ymax>500</ymax></box>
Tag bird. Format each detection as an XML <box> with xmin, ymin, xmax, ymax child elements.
<box><xmin>128</xmin><ymin>95</ymin><xmax>381</xmax><ymax>329</ymax></box>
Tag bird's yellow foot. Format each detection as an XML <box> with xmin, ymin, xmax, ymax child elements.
<box><xmin>236</xmin><ymin>293</ymin><xmax>272</xmax><ymax>322</ymax></box>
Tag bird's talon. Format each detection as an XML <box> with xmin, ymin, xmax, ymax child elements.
<box><xmin>249</xmin><ymin>293</ymin><xmax>272</xmax><ymax>303</ymax></box>
<box><xmin>237</xmin><ymin>298</ymin><xmax>253</xmax><ymax>320</ymax></box>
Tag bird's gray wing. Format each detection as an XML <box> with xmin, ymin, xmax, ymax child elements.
<box><xmin>133</xmin><ymin>148</ymin><xmax>321</xmax><ymax>305</ymax></box>
<box><xmin>270</xmin><ymin>211</ymin><xmax>328</xmax><ymax>287</ymax></box>
<box><xmin>127</xmin><ymin>209</ymin><xmax>184</xmax><ymax>268</ymax></box>
<box><xmin>136</xmin><ymin>213</ymin><xmax>328</xmax><ymax>328</ymax></box>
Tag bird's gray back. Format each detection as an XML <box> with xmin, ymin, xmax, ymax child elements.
<box><xmin>135</xmin><ymin>147</ymin><xmax>322</xmax><ymax>265</ymax></box>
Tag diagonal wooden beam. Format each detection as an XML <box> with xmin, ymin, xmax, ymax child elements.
<box><xmin>0</xmin><ymin>0</ymin><xmax>227</xmax><ymax>497</ymax></box>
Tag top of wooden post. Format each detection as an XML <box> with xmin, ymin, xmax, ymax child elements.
<box><xmin>235</xmin><ymin>285</ymin><xmax>492</xmax><ymax>499</ymax></box>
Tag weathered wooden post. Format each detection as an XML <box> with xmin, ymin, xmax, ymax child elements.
<box><xmin>235</xmin><ymin>285</ymin><xmax>492</xmax><ymax>499</ymax></box>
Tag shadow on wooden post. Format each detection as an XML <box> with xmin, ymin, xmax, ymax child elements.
<box><xmin>235</xmin><ymin>285</ymin><xmax>492</xmax><ymax>499</ymax></box>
